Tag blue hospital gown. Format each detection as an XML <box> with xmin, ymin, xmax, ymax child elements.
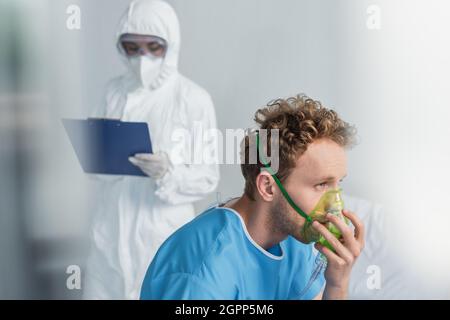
<box><xmin>140</xmin><ymin>205</ymin><xmax>325</xmax><ymax>299</ymax></box>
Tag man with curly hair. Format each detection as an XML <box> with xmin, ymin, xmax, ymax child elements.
<box><xmin>140</xmin><ymin>94</ymin><xmax>365</xmax><ymax>300</ymax></box>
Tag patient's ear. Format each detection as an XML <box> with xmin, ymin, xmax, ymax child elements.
<box><xmin>255</xmin><ymin>171</ymin><xmax>275</xmax><ymax>202</ymax></box>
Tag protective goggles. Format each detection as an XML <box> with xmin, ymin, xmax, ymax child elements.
<box><xmin>118</xmin><ymin>33</ymin><xmax>167</xmax><ymax>58</ymax></box>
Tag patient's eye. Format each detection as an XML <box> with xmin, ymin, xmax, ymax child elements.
<box><xmin>315</xmin><ymin>182</ymin><xmax>328</xmax><ymax>191</ymax></box>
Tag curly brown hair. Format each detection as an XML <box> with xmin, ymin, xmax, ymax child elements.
<box><xmin>240</xmin><ymin>94</ymin><xmax>357</xmax><ymax>200</ymax></box>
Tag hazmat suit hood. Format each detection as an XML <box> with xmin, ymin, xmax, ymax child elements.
<box><xmin>116</xmin><ymin>0</ymin><xmax>180</xmax><ymax>90</ymax></box>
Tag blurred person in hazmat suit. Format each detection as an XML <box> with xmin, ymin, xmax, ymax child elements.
<box><xmin>83</xmin><ymin>0</ymin><xmax>220</xmax><ymax>299</ymax></box>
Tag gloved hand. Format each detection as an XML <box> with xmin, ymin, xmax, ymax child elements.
<box><xmin>129</xmin><ymin>151</ymin><xmax>170</xmax><ymax>179</ymax></box>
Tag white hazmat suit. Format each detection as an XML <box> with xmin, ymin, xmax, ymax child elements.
<box><xmin>83</xmin><ymin>0</ymin><xmax>220</xmax><ymax>299</ymax></box>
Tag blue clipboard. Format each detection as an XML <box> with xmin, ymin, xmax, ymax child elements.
<box><xmin>62</xmin><ymin>118</ymin><xmax>153</xmax><ymax>176</ymax></box>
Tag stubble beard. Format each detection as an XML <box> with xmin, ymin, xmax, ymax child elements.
<box><xmin>269</xmin><ymin>194</ymin><xmax>308</xmax><ymax>243</ymax></box>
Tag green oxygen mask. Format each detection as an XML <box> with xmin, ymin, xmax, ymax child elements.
<box><xmin>302</xmin><ymin>187</ymin><xmax>349</xmax><ymax>251</ymax></box>
<box><xmin>256</xmin><ymin>131</ymin><xmax>349</xmax><ymax>252</ymax></box>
